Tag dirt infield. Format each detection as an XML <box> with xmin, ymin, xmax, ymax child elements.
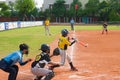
<box><xmin>0</xmin><ymin>30</ymin><xmax>120</xmax><ymax>80</ymax></box>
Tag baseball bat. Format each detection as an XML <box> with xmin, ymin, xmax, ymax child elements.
<box><xmin>78</xmin><ymin>41</ymin><xmax>88</xmax><ymax>47</ymax></box>
<box><xmin>71</xmin><ymin>37</ymin><xmax>88</xmax><ymax>47</ymax></box>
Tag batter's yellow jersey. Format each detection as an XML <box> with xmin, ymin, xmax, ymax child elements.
<box><xmin>58</xmin><ymin>36</ymin><xmax>71</xmax><ymax>50</ymax></box>
<box><xmin>45</xmin><ymin>20</ymin><xmax>49</xmax><ymax>26</ymax></box>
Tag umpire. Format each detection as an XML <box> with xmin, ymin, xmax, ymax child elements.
<box><xmin>0</xmin><ymin>43</ymin><xmax>32</xmax><ymax>80</ymax></box>
<box><xmin>70</xmin><ymin>18</ymin><xmax>75</xmax><ymax>30</ymax></box>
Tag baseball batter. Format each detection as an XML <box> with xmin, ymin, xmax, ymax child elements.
<box><xmin>31</xmin><ymin>44</ymin><xmax>59</xmax><ymax>80</ymax></box>
<box><xmin>52</xmin><ymin>29</ymin><xmax>78</xmax><ymax>71</ymax></box>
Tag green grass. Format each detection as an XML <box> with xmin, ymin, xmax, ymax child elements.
<box><xmin>0</xmin><ymin>25</ymin><xmax>120</xmax><ymax>58</ymax></box>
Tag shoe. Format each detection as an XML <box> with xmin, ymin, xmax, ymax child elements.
<box><xmin>71</xmin><ymin>67</ymin><xmax>78</xmax><ymax>71</ymax></box>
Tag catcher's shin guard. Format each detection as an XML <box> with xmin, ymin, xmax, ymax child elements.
<box><xmin>44</xmin><ymin>72</ymin><xmax>54</xmax><ymax>80</ymax></box>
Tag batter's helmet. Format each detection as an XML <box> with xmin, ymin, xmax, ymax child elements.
<box><xmin>61</xmin><ymin>29</ymin><xmax>69</xmax><ymax>37</ymax></box>
<box><xmin>39</xmin><ymin>44</ymin><xmax>50</xmax><ymax>52</ymax></box>
<box><xmin>19</xmin><ymin>43</ymin><xmax>29</xmax><ymax>51</ymax></box>
<box><xmin>53</xmin><ymin>48</ymin><xmax>60</xmax><ymax>56</ymax></box>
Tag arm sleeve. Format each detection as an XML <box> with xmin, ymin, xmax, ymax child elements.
<box><xmin>65</xmin><ymin>38</ymin><xmax>71</xmax><ymax>46</ymax></box>
<box><xmin>70</xmin><ymin>40</ymin><xmax>76</xmax><ymax>46</ymax></box>
<box><xmin>19</xmin><ymin>57</ymin><xmax>28</xmax><ymax>66</ymax></box>
<box><xmin>19</xmin><ymin>61</ymin><xmax>28</xmax><ymax>66</ymax></box>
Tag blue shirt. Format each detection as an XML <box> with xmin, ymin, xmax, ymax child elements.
<box><xmin>70</xmin><ymin>19</ymin><xmax>74</xmax><ymax>24</ymax></box>
<box><xmin>3</xmin><ymin>50</ymin><xmax>23</xmax><ymax>66</ymax></box>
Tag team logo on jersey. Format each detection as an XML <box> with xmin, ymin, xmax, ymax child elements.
<box><xmin>35</xmin><ymin>55</ymin><xmax>41</xmax><ymax>61</ymax></box>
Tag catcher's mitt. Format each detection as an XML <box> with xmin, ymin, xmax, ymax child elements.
<box><xmin>53</xmin><ymin>48</ymin><xmax>60</xmax><ymax>56</ymax></box>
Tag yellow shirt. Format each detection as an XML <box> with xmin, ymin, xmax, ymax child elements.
<box><xmin>45</xmin><ymin>20</ymin><xmax>49</xmax><ymax>26</ymax></box>
<box><xmin>58</xmin><ymin>36</ymin><xmax>70</xmax><ymax>50</ymax></box>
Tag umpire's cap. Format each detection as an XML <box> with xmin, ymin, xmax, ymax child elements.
<box><xmin>39</xmin><ymin>44</ymin><xmax>50</xmax><ymax>52</ymax></box>
<box><xmin>19</xmin><ymin>43</ymin><xmax>29</xmax><ymax>51</ymax></box>
<box><xmin>61</xmin><ymin>29</ymin><xmax>69</xmax><ymax>37</ymax></box>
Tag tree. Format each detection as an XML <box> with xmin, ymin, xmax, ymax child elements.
<box><xmin>52</xmin><ymin>0</ymin><xmax>66</xmax><ymax>17</ymax></box>
<box><xmin>84</xmin><ymin>0</ymin><xmax>100</xmax><ymax>16</ymax></box>
<box><xmin>44</xmin><ymin>9</ymin><xmax>51</xmax><ymax>19</ymax></box>
<box><xmin>108</xmin><ymin>0</ymin><xmax>120</xmax><ymax>14</ymax></box>
<box><xmin>29</xmin><ymin>8</ymin><xmax>40</xmax><ymax>17</ymax></box>
<box><xmin>109</xmin><ymin>9</ymin><xmax>120</xmax><ymax>21</ymax></box>
<box><xmin>98</xmin><ymin>0</ymin><xmax>120</xmax><ymax>21</ymax></box>
<box><xmin>107</xmin><ymin>0</ymin><xmax>120</xmax><ymax>21</ymax></box>
<box><xmin>70</xmin><ymin>0</ymin><xmax>82</xmax><ymax>17</ymax></box>
<box><xmin>15</xmin><ymin>0</ymin><xmax>35</xmax><ymax>20</ymax></box>
<box><xmin>98</xmin><ymin>1</ymin><xmax>109</xmax><ymax>21</ymax></box>
<box><xmin>0</xmin><ymin>2</ymin><xmax>11</xmax><ymax>17</ymax></box>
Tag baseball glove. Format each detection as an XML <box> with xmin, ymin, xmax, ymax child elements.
<box><xmin>53</xmin><ymin>48</ymin><xmax>60</xmax><ymax>56</ymax></box>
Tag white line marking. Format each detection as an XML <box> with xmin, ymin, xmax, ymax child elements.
<box><xmin>69</xmin><ymin>73</ymin><xmax>120</xmax><ymax>79</ymax></box>
<box><xmin>19</xmin><ymin>70</ymin><xmax>30</xmax><ymax>73</ymax></box>
<box><xmin>19</xmin><ymin>70</ymin><xmax>33</xmax><ymax>76</ymax></box>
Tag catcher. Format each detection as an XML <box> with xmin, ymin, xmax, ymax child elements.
<box><xmin>31</xmin><ymin>44</ymin><xmax>60</xmax><ymax>80</ymax></box>
<box><xmin>50</xmin><ymin>29</ymin><xmax>78</xmax><ymax>71</ymax></box>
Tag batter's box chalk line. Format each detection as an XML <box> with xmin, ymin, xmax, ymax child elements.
<box><xmin>69</xmin><ymin>73</ymin><xmax>120</xmax><ymax>79</ymax></box>
<box><xmin>19</xmin><ymin>70</ymin><xmax>33</xmax><ymax>76</ymax></box>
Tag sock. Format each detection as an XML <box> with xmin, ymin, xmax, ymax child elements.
<box><xmin>69</xmin><ymin>62</ymin><xmax>74</xmax><ymax>69</ymax></box>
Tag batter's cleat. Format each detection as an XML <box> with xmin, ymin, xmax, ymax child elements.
<box><xmin>71</xmin><ymin>67</ymin><xmax>78</xmax><ymax>71</ymax></box>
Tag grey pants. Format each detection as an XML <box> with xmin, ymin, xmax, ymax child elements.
<box><xmin>59</xmin><ymin>48</ymin><xmax>72</xmax><ymax>66</ymax></box>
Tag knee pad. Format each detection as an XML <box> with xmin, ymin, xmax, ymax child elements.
<box><xmin>44</xmin><ymin>72</ymin><xmax>54</xmax><ymax>80</ymax></box>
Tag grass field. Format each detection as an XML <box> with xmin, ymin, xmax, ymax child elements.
<box><xmin>0</xmin><ymin>25</ymin><xmax>120</xmax><ymax>58</ymax></box>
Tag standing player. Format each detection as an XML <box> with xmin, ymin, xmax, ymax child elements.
<box><xmin>102</xmin><ymin>21</ymin><xmax>108</xmax><ymax>34</ymax></box>
<box><xmin>44</xmin><ymin>18</ymin><xmax>51</xmax><ymax>36</ymax></box>
<box><xmin>70</xmin><ymin>18</ymin><xmax>75</xmax><ymax>30</ymax></box>
<box><xmin>52</xmin><ymin>29</ymin><xmax>78</xmax><ymax>71</ymax></box>
<box><xmin>0</xmin><ymin>43</ymin><xmax>32</xmax><ymax>80</ymax></box>
<box><xmin>31</xmin><ymin>44</ymin><xmax>60</xmax><ymax>80</ymax></box>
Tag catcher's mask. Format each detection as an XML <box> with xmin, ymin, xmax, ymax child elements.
<box><xmin>53</xmin><ymin>48</ymin><xmax>60</xmax><ymax>56</ymax></box>
<box><xmin>39</xmin><ymin>44</ymin><xmax>50</xmax><ymax>53</ymax></box>
<box><xmin>61</xmin><ymin>29</ymin><xmax>69</xmax><ymax>37</ymax></box>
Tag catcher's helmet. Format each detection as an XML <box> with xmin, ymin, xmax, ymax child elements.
<box><xmin>61</xmin><ymin>29</ymin><xmax>69</xmax><ymax>37</ymax></box>
<box><xmin>53</xmin><ymin>48</ymin><xmax>60</xmax><ymax>56</ymax></box>
<box><xmin>19</xmin><ymin>43</ymin><xmax>29</xmax><ymax>51</ymax></box>
<box><xmin>40</xmin><ymin>44</ymin><xmax>50</xmax><ymax>52</ymax></box>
